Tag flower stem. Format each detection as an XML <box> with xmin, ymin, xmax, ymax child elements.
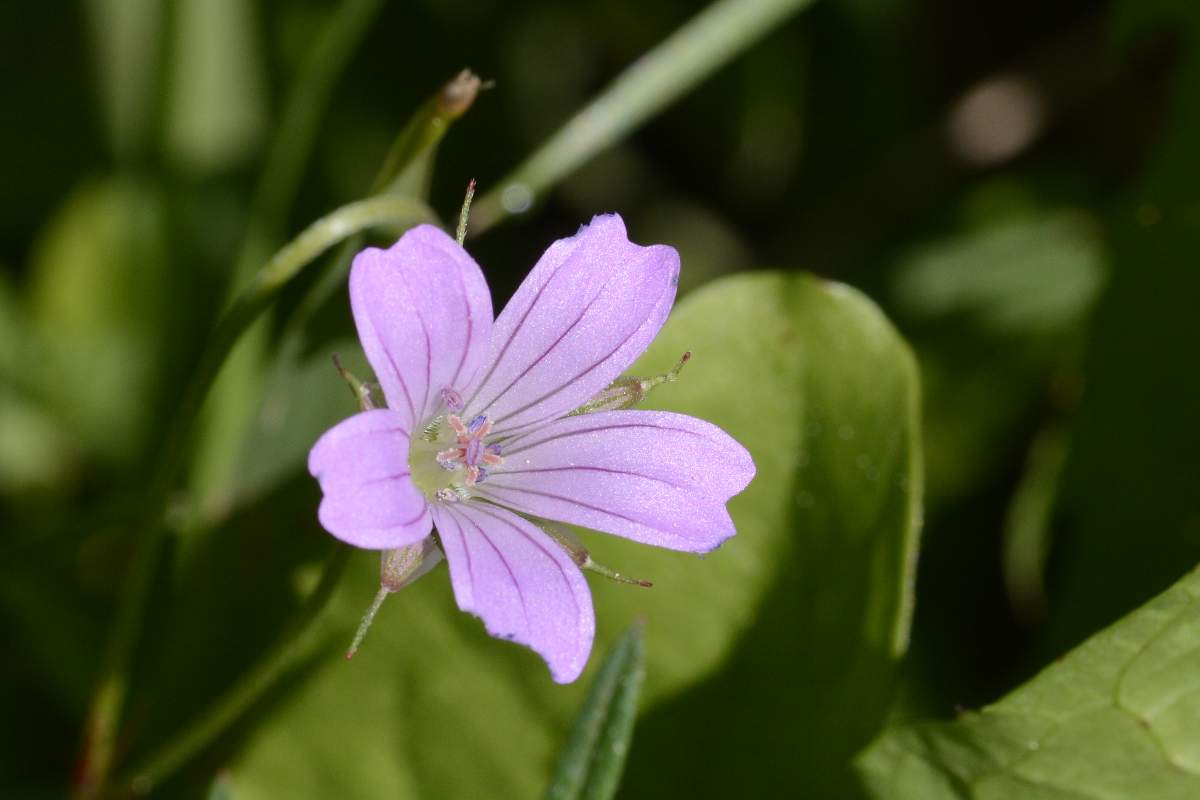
<box><xmin>469</xmin><ymin>0</ymin><xmax>817</xmax><ymax>234</ymax></box>
<box><xmin>116</xmin><ymin>545</ymin><xmax>352</xmax><ymax>797</ymax></box>
<box><xmin>73</xmin><ymin>194</ymin><xmax>433</xmax><ymax>800</ymax></box>
<box><xmin>345</xmin><ymin>586</ymin><xmax>390</xmax><ymax>661</ymax></box>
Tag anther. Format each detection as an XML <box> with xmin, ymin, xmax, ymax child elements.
<box><xmin>440</xmin><ymin>387</ymin><xmax>464</xmax><ymax>413</ymax></box>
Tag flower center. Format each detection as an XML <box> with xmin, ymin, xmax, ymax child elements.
<box><xmin>408</xmin><ymin>413</ymin><xmax>504</xmax><ymax>502</ymax></box>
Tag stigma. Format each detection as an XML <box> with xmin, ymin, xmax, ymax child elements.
<box><xmin>435</xmin><ymin>414</ymin><xmax>505</xmax><ymax>486</ymax></box>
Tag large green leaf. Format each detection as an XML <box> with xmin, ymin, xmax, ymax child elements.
<box><xmin>618</xmin><ymin>271</ymin><xmax>922</xmax><ymax>797</ymax></box>
<box><xmin>215</xmin><ymin>271</ymin><xmax>920</xmax><ymax>798</ymax></box>
<box><xmin>857</xmin><ymin>565</ymin><xmax>1200</xmax><ymax>799</ymax></box>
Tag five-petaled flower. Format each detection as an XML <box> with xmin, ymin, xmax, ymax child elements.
<box><xmin>308</xmin><ymin>214</ymin><xmax>754</xmax><ymax>682</ymax></box>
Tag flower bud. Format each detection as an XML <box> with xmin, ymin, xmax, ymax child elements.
<box><xmin>569</xmin><ymin>351</ymin><xmax>691</xmax><ymax>416</ymax></box>
<box><xmin>541</xmin><ymin>521</ymin><xmax>652</xmax><ymax>587</ymax></box>
<box><xmin>380</xmin><ymin>538</ymin><xmax>444</xmax><ymax>592</ymax></box>
<box><xmin>347</xmin><ymin>539</ymin><xmax>446</xmax><ymax>659</ymax></box>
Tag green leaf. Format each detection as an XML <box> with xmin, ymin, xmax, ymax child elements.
<box><xmin>857</xmin><ymin>565</ymin><xmax>1200</xmax><ymax>799</ymax></box>
<box><xmin>219</xmin><ymin>271</ymin><xmax>920</xmax><ymax>798</ymax></box>
<box><xmin>619</xmin><ymin>271</ymin><xmax>923</xmax><ymax>796</ymax></box>
<box><xmin>27</xmin><ymin>176</ymin><xmax>169</xmax><ymax>464</ymax></box>
<box><xmin>545</xmin><ymin>624</ymin><xmax>645</xmax><ymax>800</ymax></box>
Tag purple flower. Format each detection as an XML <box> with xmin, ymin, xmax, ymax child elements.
<box><xmin>308</xmin><ymin>214</ymin><xmax>755</xmax><ymax>683</ymax></box>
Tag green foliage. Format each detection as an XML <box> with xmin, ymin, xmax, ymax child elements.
<box><xmin>858</xmin><ymin>566</ymin><xmax>1200</xmax><ymax>798</ymax></box>
<box><xmin>545</xmin><ymin>624</ymin><xmax>645</xmax><ymax>800</ymax></box>
<box><xmin>620</xmin><ymin>271</ymin><xmax>922</xmax><ymax>797</ymax></box>
<box><xmin>27</xmin><ymin>176</ymin><xmax>169</xmax><ymax>464</ymax></box>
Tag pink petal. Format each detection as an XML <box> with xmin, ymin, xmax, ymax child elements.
<box><xmin>431</xmin><ymin>502</ymin><xmax>595</xmax><ymax>683</ymax></box>
<box><xmin>350</xmin><ymin>225</ymin><xmax>493</xmax><ymax>429</ymax></box>
<box><xmin>307</xmin><ymin>409</ymin><xmax>432</xmax><ymax>549</ymax></box>
<box><xmin>462</xmin><ymin>214</ymin><xmax>678</xmax><ymax>434</ymax></box>
<box><xmin>478</xmin><ymin>411</ymin><xmax>755</xmax><ymax>553</ymax></box>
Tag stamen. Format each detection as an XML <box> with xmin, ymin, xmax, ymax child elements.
<box><xmin>421</xmin><ymin>416</ymin><xmax>444</xmax><ymax>442</ymax></box>
<box><xmin>430</xmin><ymin>413</ymin><xmax>503</xmax><ymax>492</ymax></box>
<box><xmin>440</xmin><ymin>387</ymin><xmax>464</xmax><ymax>412</ymax></box>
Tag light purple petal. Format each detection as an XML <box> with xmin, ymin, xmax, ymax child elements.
<box><xmin>477</xmin><ymin>411</ymin><xmax>755</xmax><ymax>553</ymax></box>
<box><xmin>462</xmin><ymin>214</ymin><xmax>678</xmax><ymax>434</ymax></box>
<box><xmin>350</xmin><ymin>225</ymin><xmax>494</xmax><ymax>429</ymax></box>
<box><xmin>307</xmin><ymin>409</ymin><xmax>432</xmax><ymax>549</ymax></box>
<box><xmin>431</xmin><ymin>502</ymin><xmax>595</xmax><ymax>683</ymax></box>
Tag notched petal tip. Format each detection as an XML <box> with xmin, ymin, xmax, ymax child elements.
<box><xmin>432</xmin><ymin>504</ymin><xmax>595</xmax><ymax>683</ymax></box>
<box><xmin>465</xmin><ymin>212</ymin><xmax>682</xmax><ymax>432</ymax></box>
<box><xmin>307</xmin><ymin>409</ymin><xmax>432</xmax><ymax>550</ymax></box>
<box><xmin>480</xmin><ymin>410</ymin><xmax>754</xmax><ymax>555</ymax></box>
<box><xmin>348</xmin><ymin>224</ymin><xmax>494</xmax><ymax>428</ymax></box>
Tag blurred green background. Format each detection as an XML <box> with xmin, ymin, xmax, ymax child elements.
<box><xmin>2</xmin><ymin>0</ymin><xmax>1198</xmax><ymax>797</ymax></box>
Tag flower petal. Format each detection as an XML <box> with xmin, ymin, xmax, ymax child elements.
<box><xmin>308</xmin><ymin>409</ymin><xmax>431</xmax><ymax>549</ymax></box>
<box><xmin>463</xmin><ymin>214</ymin><xmax>678</xmax><ymax>434</ymax></box>
<box><xmin>350</xmin><ymin>225</ymin><xmax>494</xmax><ymax>428</ymax></box>
<box><xmin>478</xmin><ymin>411</ymin><xmax>755</xmax><ymax>553</ymax></box>
<box><xmin>431</xmin><ymin>502</ymin><xmax>595</xmax><ymax>683</ymax></box>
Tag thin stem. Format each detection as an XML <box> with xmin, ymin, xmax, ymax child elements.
<box><xmin>118</xmin><ymin>546</ymin><xmax>352</xmax><ymax>797</ymax></box>
<box><xmin>469</xmin><ymin>0</ymin><xmax>816</xmax><ymax>234</ymax></box>
<box><xmin>73</xmin><ymin>194</ymin><xmax>434</xmax><ymax>800</ymax></box>
<box><xmin>345</xmin><ymin>586</ymin><xmax>390</xmax><ymax>661</ymax></box>
<box><xmin>279</xmin><ymin>70</ymin><xmax>483</xmax><ymax>345</ymax></box>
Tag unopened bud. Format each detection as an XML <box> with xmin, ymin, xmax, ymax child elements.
<box><xmin>541</xmin><ymin>522</ymin><xmax>652</xmax><ymax>587</ymax></box>
<box><xmin>570</xmin><ymin>351</ymin><xmax>691</xmax><ymax>416</ymax></box>
<box><xmin>347</xmin><ymin>539</ymin><xmax>445</xmax><ymax>659</ymax></box>
<box><xmin>437</xmin><ymin>69</ymin><xmax>484</xmax><ymax>118</ymax></box>
<box><xmin>381</xmin><ymin>538</ymin><xmax>444</xmax><ymax>592</ymax></box>
<box><xmin>333</xmin><ymin>355</ymin><xmax>381</xmax><ymax>412</ymax></box>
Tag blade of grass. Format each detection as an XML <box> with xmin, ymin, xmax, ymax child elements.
<box><xmin>545</xmin><ymin>623</ymin><xmax>646</xmax><ymax>800</ymax></box>
<box><xmin>469</xmin><ymin>0</ymin><xmax>817</xmax><ymax>234</ymax></box>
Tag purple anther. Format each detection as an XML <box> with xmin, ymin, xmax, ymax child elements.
<box><xmin>440</xmin><ymin>387</ymin><xmax>464</xmax><ymax>412</ymax></box>
<box><xmin>486</xmin><ymin>442</ymin><xmax>503</xmax><ymax>456</ymax></box>
<box><xmin>467</xmin><ymin>415</ymin><xmax>488</xmax><ymax>434</ymax></box>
